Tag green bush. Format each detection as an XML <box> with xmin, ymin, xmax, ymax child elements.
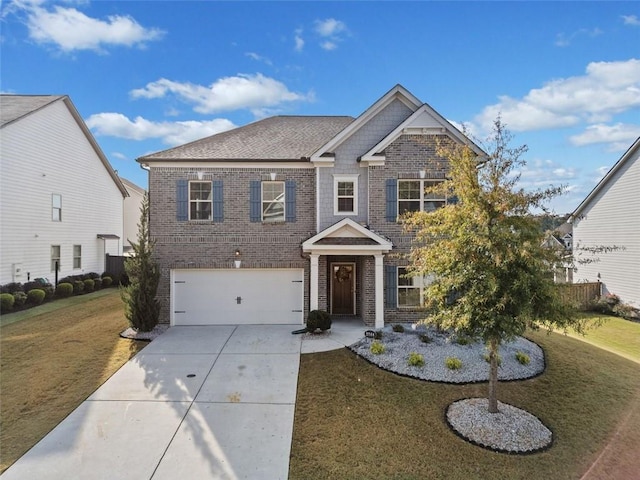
<box><xmin>408</xmin><ymin>352</ymin><xmax>425</xmax><ymax>367</ymax></box>
<box><xmin>515</xmin><ymin>351</ymin><xmax>530</xmax><ymax>365</ymax></box>
<box><xmin>27</xmin><ymin>289</ymin><xmax>46</xmax><ymax>305</ymax></box>
<box><xmin>483</xmin><ymin>352</ymin><xmax>502</xmax><ymax>366</ymax></box>
<box><xmin>56</xmin><ymin>282</ymin><xmax>74</xmax><ymax>298</ymax></box>
<box><xmin>370</xmin><ymin>340</ymin><xmax>386</xmax><ymax>355</ymax></box>
<box><xmin>455</xmin><ymin>335</ymin><xmax>472</xmax><ymax>345</ymax></box>
<box><xmin>445</xmin><ymin>357</ymin><xmax>462</xmax><ymax>370</ymax></box>
<box><xmin>392</xmin><ymin>324</ymin><xmax>405</xmax><ymax>333</ymax></box>
<box><xmin>306</xmin><ymin>310</ymin><xmax>332</xmax><ymax>332</ymax></box>
<box><xmin>83</xmin><ymin>279</ymin><xmax>95</xmax><ymax>293</ymax></box>
<box><xmin>13</xmin><ymin>291</ymin><xmax>27</xmax><ymax>307</ymax></box>
<box><xmin>1</xmin><ymin>293</ymin><xmax>15</xmax><ymax>312</ymax></box>
<box><xmin>419</xmin><ymin>333</ymin><xmax>432</xmax><ymax>344</ymax></box>
<box><xmin>101</xmin><ymin>276</ymin><xmax>113</xmax><ymax>288</ymax></box>
<box><xmin>73</xmin><ymin>280</ymin><xmax>84</xmax><ymax>294</ymax></box>
<box><xmin>374</xmin><ymin>330</ymin><xmax>383</xmax><ymax>340</ymax></box>
<box><xmin>93</xmin><ymin>278</ymin><xmax>103</xmax><ymax>290</ymax></box>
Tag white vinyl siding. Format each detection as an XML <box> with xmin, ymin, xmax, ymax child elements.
<box><xmin>572</xmin><ymin>147</ymin><xmax>640</xmax><ymax>307</ymax></box>
<box><xmin>0</xmin><ymin>99</ymin><xmax>124</xmax><ymax>283</ymax></box>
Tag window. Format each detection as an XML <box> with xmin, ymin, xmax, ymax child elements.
<box><xmin>397</xmin><ymin>267</ymin><xmax>432</xmax><ymax>307</ymax></box>
<box><xmin>52</xmin><ymin>194</ymin><xmax>62</xmax><ymax>221</ymax></box>
<box><xmin>73</xmin><ymin>245</ymin><xmax>82</xmax><ymax>269</ymax></box>
<box><xmin>51</xmin><ymin>245</ymin><xmax>61</xmax><ymax>272</ymax></box>
<box><xmin>262</xmin><ymin>181</ymin><xmax>285</xmax><ymax>222</ymax></box>
<box><xmin>397</xmin><ymin>180</ymin><xmax>446</xmax><ymax>215</ymax></box>
<box><xmin>189</xmin><ymin>181</ymin><xmax>212</xmax><ymax>220</ymax></box>
<box><xmin>333</xmin><ymin>175</ymin><xmax>358</xmax><ymax>215</ymax></box>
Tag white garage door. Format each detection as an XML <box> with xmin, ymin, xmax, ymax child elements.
<box><xmin>171</xmin><ymin>269</ymin><xmax>304</xmax><ymax>325</ymax></box>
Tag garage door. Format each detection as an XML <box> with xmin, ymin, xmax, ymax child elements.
<box><xmin>171</xmin><ymin>269</ymin><xmax>304</xmax><ymax>325</ymax></box>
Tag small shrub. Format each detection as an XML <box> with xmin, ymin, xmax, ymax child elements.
<box><xmin>1</xmin><ymin>293</ymin><xmax>15</xmax><ymax>312</ymax></box>
<box><xmin>306</xmin><ymin>310</ymin><xmax>332</xmax><ymax>332</ymax></box>
<box><xmin>455</xmin><ymin>335</ymin><xmax>471</xmax><ymax>345</ymax></box>
<box><xmin>73</xmin><ymin>280</ymin><xmax>85</xmax><ymax>294</ymax></box>
<box><xmin>56</xmin><ymin>282</ymin><xmax>74</xmax><ymax>298</ymax></box>
<box><xmin>93</xmin><ymin>278</ymin><xmax>103</xmax><ymax>290</ymax></box>
<box><xmin>445</xmin><ymin>357</ymin><xmax>462</xmax><ymax>370</ymax></box>
<box><xmin>419</xmin><ymin>333</ymin><xmax>432</xmax><ymax>344</ymax></box>
<box><xmin>370</xmin><ymin>340</ymin><xmax>386</xmax><ymax>355</ymax></box>
<box><xmin>13</xmin><ymin>291</ymin><xmax>27</xmax><ymax>307</ymax></box>
<box><xmin>101</xmin><ymin>276</ymin><xmax>113</xmax><ymax>288</ymax></box>
<box><xmin>1</xmin><ymin>282</ymin><xmax>23</xmax><ymax>294</ymax></box>
<box><xmin>374</xmin><ymin>330</ymin><xmax>383</xmax><ymax>340</ymax></box>
<box><xmin>41</xmin><ymin>284</ymin><xmax>55</xmax><ymax>299</ymax></box>
<box><xmin>483</xmin><ymin>352</ymin><xmax>502</xmax><ymax>366</ymax></box>
<box><xmin>83</xmin><ymin>279</ymin><xmax>95</xmax><ymax>293</ymax></box>
<box><xmin>27</xmin><ymin>289</ymin><xmax>46</xmax><ymax>305</ymax></box>
<box><xmin>392</xmin><ymin>324</ymin><xmax>405</xmax><ymax>333</ymax></box>
<box><xmin>408</xmin><ymin>352</ymin><xmax>425</xmax><ymax>367</ymax></box>
<box><xmin>515</xmin><ymin>351</ymin><xmax>530</xmax><ymax>365</ymax></box>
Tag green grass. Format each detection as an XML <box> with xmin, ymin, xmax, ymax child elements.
<box><xmin>561</xmin><ymin>313</ymin><xmax>640</xmax><ymax>364</ymax></box>
<box><xmin>290</xmin><ymin>326</ymin><xmax>640</xmax><ymax>479</ymax></box>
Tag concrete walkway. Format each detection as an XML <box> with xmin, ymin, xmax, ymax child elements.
<box><xmin>2</xmin><ymin>321</ymin><xmax>365</xmax><ymax>480</ymax></box>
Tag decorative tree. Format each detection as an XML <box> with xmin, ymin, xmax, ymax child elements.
<box><xmin>121</xmin><ymin>192</ymin><xmax>160</xmax><ymax>332</ymax></box>
<box><xmin>403</xmin><ymin>120</ymin><xmax>580</xmax><ymax>413</ymax></box>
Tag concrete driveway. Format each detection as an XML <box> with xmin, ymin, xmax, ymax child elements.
<box><xmin>2</xmin><ymin>322</ymin><xmax>364</xmax><ymax>480</ymax></box>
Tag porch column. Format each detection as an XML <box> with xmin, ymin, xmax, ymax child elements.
<box><xmin>310</xmin><ymin>254</ymin><xmax>319</xmax><ymax>311</ymax></box>
<box><xmin>374</xmin><ymin>254</ymin><xmax>384</xmax><ymax>328</ymax></box>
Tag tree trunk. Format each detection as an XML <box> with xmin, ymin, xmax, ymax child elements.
<box><xmin>488</xmin><ymin>337</ymin><xmax>499</xmax><ymax>413</ymax></box>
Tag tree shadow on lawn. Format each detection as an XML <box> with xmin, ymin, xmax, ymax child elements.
<box><xmin>289</xmin><ymin>329</ymin><xmax>640</xmax><ymax>480</ymax></box>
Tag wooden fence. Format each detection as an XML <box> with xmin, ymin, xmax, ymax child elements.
<box><xmin>556</xmin><ymin>282</ymin><xmax>602</xmax><ymax>310</ymax></box>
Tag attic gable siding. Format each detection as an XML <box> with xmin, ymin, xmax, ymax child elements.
<box><xmin>573</xmin><ymin>149</ymin><xmax>640</xmax><ymax>306</ymax></box>
<box><xmin>317</xmin><ymin>98</ymin><xmax>414</xmax><ymax>231</ymax></box>
<box><xmin>0</xmin><ymin>100</ymin><xmax>124</xmax><ymax>283</ymax></box>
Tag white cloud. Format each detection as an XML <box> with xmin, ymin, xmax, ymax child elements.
<box><xmin>473</xmin><ymin>58</ymin><xmax>640</xmax><ymax>133</ymax></box>
<box><xmin>314</xmin><ymin>18</ymin><xmax>347</xmax><ymax>50</ymax></box>
<box><xmin>554</xmin><ymin>27</ymin><xmax>602</xmax><ymax>47</ymax></box>
<box><xmin>569</xmin><ymin>123</ymin><xmax>640</xmax><ymax>151</ymax></box>
<box><xmin>294</xmin><ymin>28</ymin><xmax>304</xmax><ymax>52</ymax></box>
<box><xmin>245</xmin><ymin>52</ymin><xmax>272</xmax><ymax>66</ymax></box>
<box><xmin>12</xmin><ymin>1</ymin><xmax>164</xmax><ymax>52</ymax></box>
<box><xmin>130</xmin><ymin>73</ymin><xmax>313</xmax><ymax>116</ymax></box>
<box><xmin>622</xmin><ymin>14</ymin><xmax>640</xmax><ymax>26</ymax></box>
<box><xmin>86</xmin><ymin>112</ymin><xmax>236</xmax><ymax>146</ymax></box>
<box><xmin>111</xmin><ymin>151</ymin><xmax>127</xmax><ymax>160</ymax></box>
<box><xmin>514</xmin><ymin>158</ymin><xmax>577</xmax><ymax>190</ymax></box>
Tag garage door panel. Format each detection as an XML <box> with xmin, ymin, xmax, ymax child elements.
<box><xmin>172</xmin><ymin>269</ymin><xmax>303</xmax><ymax>326</ymax></box>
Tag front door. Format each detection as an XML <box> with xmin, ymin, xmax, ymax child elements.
<box><xmin>331</xmin><ymin>263</ymin><xmax>355</xmax><ymax>314</ymax></box>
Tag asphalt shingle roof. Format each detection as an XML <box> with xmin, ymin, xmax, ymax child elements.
<box><xmin>0</xmin><ymin>95</ymin><xmax>64</xmax><ymax>127</ymax></box>
<box><xmin>138</xmin><ymin>115</ymin><xmax>355</xmax><ymax>162</ymax></box>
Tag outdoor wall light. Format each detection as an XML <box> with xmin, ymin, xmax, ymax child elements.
<box><xmin>197</xmin><ymin>171</ymin><xmax>204</xmax><ymax>180</ymax></box>
<box><xmin>419</xmin><ymin>170</ymin><xmax>426</xmax><ymax>179</ymax></box>
<box><xmin>234</xmin><ymin>249</ymin><xmax>241</xmax><ymax>269</ymax></box>
<box><xmin>270</xmin><ymin>172</ymin><xmax>277</xmax><ymax>181</ymax></box>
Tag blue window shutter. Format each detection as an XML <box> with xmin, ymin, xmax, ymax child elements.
<box><xmin>385</xmin><ymin>179</ymin><xmax>397</xmax><ymax>222</ymax></box>
<box><xmin>385</xmin><ymin>265</ymin><xmax>397</xmax><ymax>309</ymax></box>
<box><xmin>212</xmin><ymin>180</ymin><xmax>224</xmax><ymax>222</ymax></box>
<box><xmin>176</xmin><ymin>179</ymin><xmax>188</xmax><ymax>221</ymax></box>
<box><xmin>250</xmin><ymin>181</ymin><xmax>261</xmax><ymax>222</ymax></box>
<box><xmin>285</xmin><ymin>180</ymin><xmax>296</xmax><ymax>222</ymax></box>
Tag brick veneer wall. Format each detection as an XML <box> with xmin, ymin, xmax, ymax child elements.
<box><xmin>149</xmin><ymin>166</ymin><xmax>315</xmax><ymax>324</ymax></box>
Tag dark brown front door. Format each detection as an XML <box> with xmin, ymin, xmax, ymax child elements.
<box><xmin>331</xmin><ymin>263</ymin><xmax>355</xmax><ymax>314</ymax></box>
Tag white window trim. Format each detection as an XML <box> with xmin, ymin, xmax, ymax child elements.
<box><xmin>333</xmin><ymin>174</ymin><xmax>359</xmax><ymax>216</ymax></box>
<box><xmin>73</xmin><ymin>245</ymin><xmax>82</xmax><ymax>270</ymax></box>
<box><xmin>51</xmin><ymin>245</ymin><xmax>61</xmax><ymax>272</ymax></box>
<box><xmin>397</xmin><ymin>267</ymin><xmax>433</xmax><ymax>308</ymax></box>
<box><xmin>52</xmin><ymin>194</ymin><xmax>62</xmax><ymax>222</ymax></box>
<box><xmin>397</xmin><ymin>179</ymin><xmax>446</xmax><ymax>215</ymax></box>
<box><xmin>262</xmin><ymin>181</ymin><xmax>286</xmax><ymax>223</ymax></box>
<box><xmin>188</xmin><ymin>181</ymin><xmax>212</xmax><ymax>221</ymax></box>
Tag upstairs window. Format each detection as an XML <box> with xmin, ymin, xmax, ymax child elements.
<box><xmin>189</xmin><ymin>181</ymin><xmax>212</xmax><ymax>220</ymax></box>
<box><xmin>333</xmin><ymin>175</ymin><xmax>358</xmax><ymax>215</ymax></box>
<box><xmin>398</xmin><ymin>180</ymin><xmax>446</xmax><ymax>215</ymax></box>
<box><xmin>262</xmin><ymin>181</ymin><xmax>285</xmax><ymax>223</ymax></box>
<box><xmin>52</xmin><ymin>194</ymin><xmax>62</xmax><ymax>221</ymax></box>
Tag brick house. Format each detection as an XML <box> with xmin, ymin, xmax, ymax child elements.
<box><xmin>138</xmin><ymin>85</ymin><xmax>483</xmax><ymax>327</ymax></box>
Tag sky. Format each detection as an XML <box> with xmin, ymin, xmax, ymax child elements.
<box><xmin>1</xmin><ymin>1</ymin><xmax>639</xmax><ymax>214</ymax></box>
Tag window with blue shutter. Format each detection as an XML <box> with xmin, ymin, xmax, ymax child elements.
<box><xmin>285</xmin><ymin>180</ymin><xmax>296</xmax><ymax>222</ymax></box>
<box><xmin>212</xmin><ymin>180</ymin><xmax>224</xmax><ymax>222</ymax></box>
<box><xmin>385</xmin><ymin>179</ymin><xmax>397</xmax><ymax>222</ymax></box>
<box><xmin>249</xmin><ymin>181</ymin><xmax>261</xmax><ymax>222</ymax></box>
<box><xmin>176</xmin><ymin>179</ymin><xmax>188</xmax><ymax>221</ymax></box>
<box><xmin>385</xmin><ymin>265</ymin><xmax>397</xmax><ymax>309</ymax></box>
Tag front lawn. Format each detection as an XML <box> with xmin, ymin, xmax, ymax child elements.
<box><xmin>290</xmin><ymin>324</ymin><xmax>640</xmax><ymax>479</ymax></box>
<box><xmin>0</xmin><ymin>290</ymin><xmax>147</xmax><ymax>473</ymax></box>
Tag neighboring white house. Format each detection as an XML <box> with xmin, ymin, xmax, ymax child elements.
<box><xmin>120</xmin><ymin>178</ymin><xmax>146</xmax><ymax>255</ymax></box>
<box><xmin>569</xmin><ymin>137</ymin><xmax>640</xmax><ymax>307</ymax></box>
<box><xmin>0</xmin><ymin>95</ymin><xmax>128</xmax><ymax>285</ymax></box>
